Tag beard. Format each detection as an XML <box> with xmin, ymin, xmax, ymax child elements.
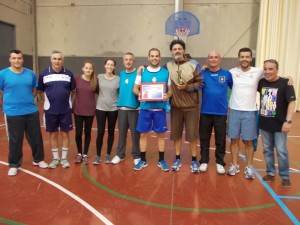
<box><xmin>174</xmin><ymin>53</ymin><xmax>184</xmax><ymax>61</ymax></box>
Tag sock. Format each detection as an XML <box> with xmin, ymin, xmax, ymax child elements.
<box><xmin>192</xmin><ymin>156</ymin><xmax>197</xmax><ymax>162</ymax></box>
<box><xmin>141</xmin><ymin>152</ymin><xmax>146</xmax><ymax>161</ymax></box>
<box><xmin>62</xmin><ymin>147</ymin><xmax>68</xmax><ymax>159</ymax></box>
<box><xmin>52</xmin><ymin>148</ymin><xmax>59</xmax><ymax>159</ymax></box>
<box><xmin>159</xmin><ymin>151</ymin><xmax>164</xmax><ymax>161</ymax></box>
<box><xmin>176</xmin><ymin>154</ymin><xmax>180</xmax><ymax>160</ymax></box>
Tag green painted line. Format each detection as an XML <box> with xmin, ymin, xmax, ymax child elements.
<box><xmin>296</xmin><ymin>192</ymin><xmax>300</xmax><ymax>196</ymax></box>
<box><xmin>82</xmin><ymin>165</ymin><xmax>275</xmax><ymax>213</ymax></box>
<box><xmin>0</xmin><ymin>218</ymin><xmax>25</xmax><ymax>225</ymax></box>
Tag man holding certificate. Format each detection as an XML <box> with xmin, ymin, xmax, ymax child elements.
<box><xmin>133</xmin><ymin>48</ymin><xmax>172</xmax><ymax>171</ymax></box>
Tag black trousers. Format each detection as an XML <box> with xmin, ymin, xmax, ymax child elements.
<box><xmin>7</xmin><ymin>112</ymin><xmax>44</xmax><ymax>167</ymax></box>
<box><xmin>95</xmin><ymin>110</ymin><xmax>118</xmax><ymax>156</ymax></box>
<box><xmin>199</xmin><ymin>114</ymin><xmax>227</xmax><ymax>166</ymax></box>
<box><xmin>74</xmin><ymin>114</ymin><xmax>94</xmax><ymax>155</ymax></box>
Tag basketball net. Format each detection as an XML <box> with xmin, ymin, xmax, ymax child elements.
<box><xmin>175</xmin><ymin>27</ymin><xmax>190</xmax><ymax>42</ymax></box>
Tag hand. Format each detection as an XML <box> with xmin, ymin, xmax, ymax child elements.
<box><xmin>162</xmin><ymin>93</ymin><xmax>169</xmax><ymax>101</ymax></box>
<box><xmin>177</xmin><ymin>83</ymin><xmax>187</xmax><ymax>90</ymax></box>
<box><xmin>137</xmin><ymin>66</ymin><xmax>145</xmax><ymax>76</ymax></box>
<box><xmin>287</xmin><ymin>76</ymin><xmax>293</xmax><ymax>86</ymax></box>
<box><xmin>281</xmin><ymin>122</ymin><xmax>291</xmax><ymax>133</ymax></box>
<box><xmin>201</xmin><ymin>65</ymin><xmax>208</xmax><ymax>71</ymax></box>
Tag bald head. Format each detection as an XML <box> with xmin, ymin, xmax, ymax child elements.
<box><xmin>207</xmin><ymin>50</ymin><xmax>221</xmax><ymax>71</ymax></box>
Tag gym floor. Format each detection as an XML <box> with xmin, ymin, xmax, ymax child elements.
<box><xmin>0</xmin><ymin>105</ymin><xmax>300</xmax><ymax>225</ymax></box>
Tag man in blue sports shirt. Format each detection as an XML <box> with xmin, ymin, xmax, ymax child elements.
<box><xmin>0</xmin><ymin>49</ymin><xmax>48</xmax><ymax>176</ymax></box>
<box><xmin>133</xmin><ymin>48</ymin><xmax>172</xmax><ymax>171</ymax></box>
<box><xmin>38</xmin><ymin>50</ymin><xmax>75</xmax><ymax>169</ymax></box>
<box><xmin>199</xmin><ymin>50</ymin><xmax>233</xmax><ymax>174</ymax></box>
<box><xmin>111</xmin><ymin>52</ymin><xmax>141</xmax><ymax>165</ymax></box>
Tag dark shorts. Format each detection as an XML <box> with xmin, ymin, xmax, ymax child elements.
<box><xmin>45</xmin><ymin>113</ymin><xmax>73</xmax><ymax>132</ymax></box>
<box><xmin>170</xmin><ymin>107</ymin><xmax>199</xmax><ymax>141</ymax></box>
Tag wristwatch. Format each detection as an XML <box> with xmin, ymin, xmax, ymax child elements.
<box><xmin>285</xmin><ymin>120</ymin><xmax>292</xmax><ymax>124</ymax></box>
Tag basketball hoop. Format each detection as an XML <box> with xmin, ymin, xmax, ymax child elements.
<box><xmin>165</xmin><ymin>11</ymin><xmax>200</xmax><ymax>43</ymax></box>
<box><xmin>175</xmin><ymin>27</ymin><xmax>190</xmax><ymax>42</ymax></box>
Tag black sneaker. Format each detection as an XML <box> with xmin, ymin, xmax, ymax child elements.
<box><xmin>282</xmin><ymin>179</ymin><xmax>291</xmax><ymax>188</ymax></box>
<box><xmin>262</xmin><ymin>174</ymin><xmax>275</xmax><ymax>182</ymax></box>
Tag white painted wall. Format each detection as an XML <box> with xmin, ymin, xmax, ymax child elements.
<box><xmin>36</xmin><ymin>0</ymin><xmax>260</xmax><ymax>57</ymax></box>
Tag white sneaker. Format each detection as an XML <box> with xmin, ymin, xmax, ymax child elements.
<box><xmin>33</xmin><ymin>161</ymin><xmax>48</xmax><ymax>169</ymax></box>
<box><xmin>199</xmin><ymin>163</ymin><xmax>208</xmax><ymax>172</ymax></box>
<box><xmin>216</xmin><ymin>164</ymin><xmax>225</xmax><ymax>174</ymax></box>
<box><xmin>8</xmin><ymin>167</ymin><xmax>18</xmax><ymax>176</ymax></box>
<box><xmin>133</xmin><ymin>158</ymin><xmax>141</xmax><ymax>165</ymax></box>
<box><xmin>111</xmin><ymin>155</ymin><xmax>124</xmax><ymax>164</ymax></box>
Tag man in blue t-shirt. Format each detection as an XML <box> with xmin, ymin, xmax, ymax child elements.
<box><xmin>0</xmin><ymin>49</ymin><xmax>48</xmax><ymax>176</ymax></box>
<box><xmin>199</xmin><ymin>51</ymin><xmax>233</xmax><ymax>174</ymax></box>
<box><xmin>133</xmin><ymin>48</ymin><xmax>172</xmax><ymax>171</ymax></box>
<box><xmin>38</xmin><ymin>50</ymin><xmax>75</xmax><ymax>169</ymax></box>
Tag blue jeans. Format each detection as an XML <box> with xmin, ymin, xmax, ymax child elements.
<box><xmin>260</xmin><ymin>129</ymin><xmax>290</xmax><ymax>179</ymax></box>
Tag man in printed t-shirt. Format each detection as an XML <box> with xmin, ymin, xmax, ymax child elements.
<box><xmin>258</xmin><ymin>59</ymin><xmax>296</xmax><ymax>188</ymax></box>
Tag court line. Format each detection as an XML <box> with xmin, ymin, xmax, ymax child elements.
<box><xmin>0</xmin><ymin>161</ymin><xmax>114</xmax><ymax>225</ymax></box>
<box><xmin>237</xmin><ymin>154</ymin><xmax>300</xmax><ymax>225</ymax></box>
<box><xmin>82</xmin><ymin>165</ymin><xmax>275</xmax><ymax>212</ymax></box>
<box><xmin>0</xmin><ymin>217</ymin><xmax>24</xmax><ymax>225</ymax></box>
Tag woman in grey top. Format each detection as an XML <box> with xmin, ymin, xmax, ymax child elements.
<box><xmin>93</xmin><ymin>59</ymin><xmax>120</xmax><ymax>164</ymax></box>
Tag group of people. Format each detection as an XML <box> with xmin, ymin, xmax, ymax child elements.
<box><xmin>0</xmin><ymin>40</ymin><xmax>296</xmax><ymax>188</ymax></box>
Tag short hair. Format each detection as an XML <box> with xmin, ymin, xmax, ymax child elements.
<box><xmin>123</xmin><ymin>52</ymin><xmax>135</xmax><ymax>58</ymax></box>
<box><xmin>51</xmin><ymin>50</ymin><xmax>64</xmax><ymax>58</ymax></box>
<box><xmin>169</xmin><ymin>39</ymin><xmax>186</xmax><ymax>51</ymax></box>
<box><xmin>264</xmin><ymin>59</ymin><xmax>279</xmax><ymax>70</ymax></box>
<box><xmin>9</xmin><ymin>49</ymin><xmax>23</xmax><ymax>56</ymax></box>
<box><xmin>148</xmin><ymin>48</ymin><xmax>160</xmax><ymax>56</ymax></box>
<box><xmin>238</xmin><ymin>47</ymin><xmax>252</xmax><ymax>57</ymax></box>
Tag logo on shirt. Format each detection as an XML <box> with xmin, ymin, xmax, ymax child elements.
<box><xmin>125</xmin><ymin>78</ymin><xmax>129</xmax><ymax>84</ymax></box>
<box><xmin>219</xmin><ymin>76</ymin><xmax>225</xmax><ymax>83</ymax></box>
<box><xmin>260</xmin><ymin>87</ymin><xmax>278</xmax><ymax>117</ymax></box>
<box><xmin>152</xmin><ymin>77</ymin><xmax>157</xmax><ymax>82</ymax></box>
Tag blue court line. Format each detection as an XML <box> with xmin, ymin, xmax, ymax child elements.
<box><xmin>255</xmin><ymin>168</ymin><xmax>300</xmax><ymax>173</ymax></box>
<box><xmin>239</xmin><ymin>153</ymin><xmax>300</xmax><ymax>224</ymax></box>
<box><xmin>278</xmin><ymin>196</ymin><xmax>300</xmax><ymax>200</ymax></box>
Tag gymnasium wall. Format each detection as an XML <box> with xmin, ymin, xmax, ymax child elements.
<box><xmin>0</xmin><ymin>0</ymin><xmax>259</xmax><ymax>74</ymax></box>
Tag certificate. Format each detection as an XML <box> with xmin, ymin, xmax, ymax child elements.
<box><xmin>140</xmin><ymin>82</ymin><xmax>165</xmax><ymax>101</ymax></box>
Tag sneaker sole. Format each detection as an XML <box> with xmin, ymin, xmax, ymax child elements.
<box><xmin>62</xmin><ymin>165</ymin><xmax>70</xmax><ymax>168</ymax></box>
<box><xmin>171</xmin><ymin>164</ymin><xmax>182</xmax><ymax>172</ymax></box>
<box><xmin>227</xmin><ymin>170</ymin><xmax>240</xmax><ymax>176</ymax></box>
<box><xmin>157</xmin><ymin>164</ymin><xmax>169</xmax><ymax>172</ymax></box>
<box><xmin>93</xmin><ymin>162</ymin><xmax>100</xmax><ymax>165</ymax></box>
<box><xmin>49</xmin><ymin>165</ymin><xmax>58</xmax><ymax>169</ymax></box>
<box><xmin>111</xmin><ymin>157</ymin><xmax>125</xmax><ymax>165</ymax></box>
<box><xmin>263</xmin><ymin>178</ymin><xmax>275</xmax><ymax>183</ymax></box>
<box><xmin>32</xmin><ymin>162</ymin><xmax>49</xmax><ymax>169</ymax></box>
<box><xmin>217</xmin><ymin>171</ymin><xmax>226</xmax><ymax>175</ymax></box>
<box><xmin>134</xmin><ymin>164</ymin><xmax>148</xmax><ymax>171</ymax></box>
